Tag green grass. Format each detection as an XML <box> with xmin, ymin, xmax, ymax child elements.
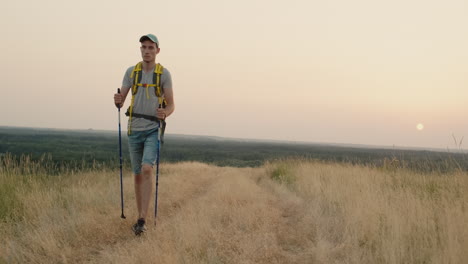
<box><xmin>268</xmin><ymin>161</ymin><xmax>297</xmax><ymax>186</ymax></box>
<box><xmin>0</xmin><ymin>175</ymin><xmax>22</xmax><ymax>221</ymax></box>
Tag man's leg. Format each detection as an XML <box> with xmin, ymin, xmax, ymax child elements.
<box><xmin>128</xmin><ymin>130</ymin><xmax>148</xmax><ymax>235</ymax></box>
<box><xmin>137</xmin><ymin>127</ymin><xmax>159</xmax><ymax>222</ymax></box>
<box><xmin>133</xmin><ymin>173</ymin><xmax>142</xmax><ymax>215</ymax></box>
<box><xmin>131</xmin><ymin>127</ymin><xmax>158</xmax><ymax>235</ymax></box>
<box><xmin>134</xmin><ymin>164</ymin><xmax>153</xmax><ymax>220</ymax></box>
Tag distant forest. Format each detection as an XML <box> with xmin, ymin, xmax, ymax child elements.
<box><xmin>0</xmin><ymin>127</ymin><xmax>467</xmax><ymax>173</ymax></box>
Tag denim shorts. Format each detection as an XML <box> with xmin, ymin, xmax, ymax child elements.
<box><xmin>127</xmin><ymin>127</ymin><xmax>159</xmax><ymax>174</ymax></box>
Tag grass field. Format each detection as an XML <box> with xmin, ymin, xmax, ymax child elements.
<box><xmin>1</xmin><ymin>155</ymin><xmax>467</xmax><ymax>263</ymax></box>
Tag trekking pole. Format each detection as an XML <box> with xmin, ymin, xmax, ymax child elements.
<box><xmin>117</xmin><ymin>88</ymin><xmax>126</xmax><ymax>219</ymax></box>
<box><xmin>154</xmin><ymin>104</ymin><xmax>163</xmax><ymax>225</ymax></box>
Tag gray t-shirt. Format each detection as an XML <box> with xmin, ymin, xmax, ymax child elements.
<box><xmin>122</xmin><ymin>64</ymin><xmax>173</xmax><ymax>131</ymax></box>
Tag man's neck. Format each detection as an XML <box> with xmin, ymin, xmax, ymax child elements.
<box><xmin>141</xmin><ymin>61</ymin><xmax>156</xmax><ymax>72</ymax></box>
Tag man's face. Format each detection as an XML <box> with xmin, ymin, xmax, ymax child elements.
<box><xmin>140</xmin><ymin>40</ymin><xmax>160</xmax><ymax>63</ymax></box>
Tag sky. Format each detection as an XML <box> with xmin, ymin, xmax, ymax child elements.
<box><xmin>1</xmin><ymin>0</ymin><xmax>467</xmax><ymax>150</ymax></box>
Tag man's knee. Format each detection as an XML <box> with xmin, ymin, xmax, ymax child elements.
<box><xmin>141</xmin><ymin>164</ymin><xmax>153</xmax><ymax>175</ymax></box>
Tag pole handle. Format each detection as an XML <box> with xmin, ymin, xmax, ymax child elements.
<box><xmin>158</xmin><ymin>103</ymin><xmax>166</xmax><ymax>121</ymax></box>
<box><xmin>116</xmin><ymin>88</ymin><xmax>121</xmax><ymax>108</ymax></box>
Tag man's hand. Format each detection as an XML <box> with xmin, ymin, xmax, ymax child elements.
<box><xmin>156</xmin><ymin>108</ymin><xmax>166</xmax><ymax>120</ymax></box>
<box><xmin>114</xmin><ymin>93</ymin><xmax>123</xmax><ymax>108</ymax></box>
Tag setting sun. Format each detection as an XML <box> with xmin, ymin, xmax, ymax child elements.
<box><xmin>416</xmin><ymin>123</ymin><xmax>424</xmax><ymax>131</ymax></box>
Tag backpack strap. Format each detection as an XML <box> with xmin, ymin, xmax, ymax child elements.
<box><xmin>127</xmin><ymin>62</ymin><xmax>142</xmax><ymax>134</ymax></box>
<box><xmin>154</xmin><ymin>63</ymin><xmax>166</xmax><ymax>108</ymax></box>
<box><xmin>154</xmin><ymin>63</ymin><xmax>167</xmax><ymax>144</ymax></box>
<box><xmin>130</xmin><ymin>62</ymin><xmax>143</xmax><ymax>95</ymax></box>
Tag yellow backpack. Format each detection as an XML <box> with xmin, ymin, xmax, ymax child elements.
<box><xmin>125</xmin><ymin>62</ymin><xmax>167</xmax><ymax>140</ymax></box>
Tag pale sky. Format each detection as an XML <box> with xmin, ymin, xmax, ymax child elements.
<box><xmin>1</xmin><ymin>0</ymin><xmax>467</xmax><ymax>150</ymax></box>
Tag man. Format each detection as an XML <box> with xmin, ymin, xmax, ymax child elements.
<box><xmin>114</xmin><ymin>34</ymin><xmax>175</xmax><ymax>235</ymax></box>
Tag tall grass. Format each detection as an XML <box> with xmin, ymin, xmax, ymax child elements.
<box><xmin>0</xmin><ymin>153</ymin><xmax>112</xmax><ymax>222</ymax></box>
<box><xmin>1</xmin><ymin>154</ymin><xmax>467</xmax><ymax>263</ymax></box>
<box><xmin>267</xmin><ymin>161</ymin><xmax>468</xmax><ymax>263</ymax></box>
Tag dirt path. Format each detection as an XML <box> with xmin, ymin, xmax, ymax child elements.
<box><xmin>84</xmin><ymin>162</ymin><xmax>319</xmax><ymax>264</ymax></box>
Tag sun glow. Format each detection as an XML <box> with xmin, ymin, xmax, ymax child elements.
<box><xmin>416</xmin><ymin>123</ymin><xmax>424</xmax><ymax>131</ymax></box>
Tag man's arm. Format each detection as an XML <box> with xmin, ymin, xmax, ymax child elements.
<box><xmin>115</xmin><ymin>66</ymin><xmax>135</xmax><ymax>108</ymax></box>
<box><xmin>157</xmin><ymin>87</ymin><xmax>174</xmax><ymax>119</ymax></box>
<box><xmin>164</xmin><ymin>87</ymin><xmax>175</xmax><ymax>117</ymax></box>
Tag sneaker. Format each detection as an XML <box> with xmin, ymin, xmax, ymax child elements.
<box><xmin>132</xmin><ymin>218</ymin><xmax>147</xmax><ymax>236</ymax></box>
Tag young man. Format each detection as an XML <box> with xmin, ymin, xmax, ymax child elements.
<box><xmin>114</xmin><ymin>34</ymin><xmax>175</xmax><ymax>235</ymax></box>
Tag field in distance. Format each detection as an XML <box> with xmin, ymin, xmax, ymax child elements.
<box><xmin>0</xmin><ymin>126</ymin><xmax>466</xmax><ymax>173</ymax></box>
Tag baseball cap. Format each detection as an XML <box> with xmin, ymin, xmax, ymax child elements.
<box><xmin>139</xmin><ymin>34</ymin><xmax>159</xmax><ymax>47</ymax></box>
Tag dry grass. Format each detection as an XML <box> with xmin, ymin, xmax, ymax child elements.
<box><xmin>1</xmin><ymin>158</ymin><xmax>467</xmax><ymax>263</ymax></box>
